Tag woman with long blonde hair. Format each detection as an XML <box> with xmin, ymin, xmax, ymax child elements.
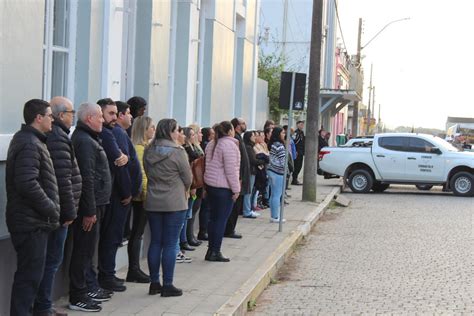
<box><xmin>127</xmin><ymin>116</ymin><xmax>155</xmax><ymax>283</ymax></box>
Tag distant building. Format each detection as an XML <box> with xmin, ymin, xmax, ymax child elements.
<box><xmin>259</xmin><ymin>0</ymin><xmax>361</xmax><ymax>140</ymax></box>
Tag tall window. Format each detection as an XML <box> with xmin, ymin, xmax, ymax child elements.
<box><xmin>43</xmin><ymin>0</ymin><xmax>76</xmax><ymax>100</ymax></box>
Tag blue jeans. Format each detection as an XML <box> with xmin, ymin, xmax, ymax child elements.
<box><xmin>34</xmin><ymin>225</ymin><xmax>68</xmax><ymax>313</ymax></box>
<box><xmin>179</xmin><ymin>198</ymin><xmax>194</xmax><ymax>244</ymax></box>
<box><xmin>268</xmin><ymin>170</ymin><xmax>284</xmax><ymax>219</ymax></box>
<box><xmin>147</xmin><ymin>210</ymin><xmax>187</xmax><ymax>285</ymax></box>
<box><xmin>243</xmin><ymin>175</ymin><xmax>256</xmax><ymax>216</ymax></box>
<box><xmin>206</xmin><ymin>186</ymin><xmax>234</xmax><ymax>252</ymax></box>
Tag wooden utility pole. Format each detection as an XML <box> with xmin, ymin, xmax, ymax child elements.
<box><xmin>302</xmin><ymin>0</ymin><xmax>323</xmax><ymax>202</ymax></box>
<box><xmin>365</xmin><ymin>63</ymin><xmax>373</xmax><ymax>135</ymax></box>
<box><xmin>351</xmin><ymin>18</ymin><xmax>363</xmax><ymax>137</ymax></box>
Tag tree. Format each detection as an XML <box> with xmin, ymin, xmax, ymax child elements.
<box><xmin>258</xmin><ymin>52</ymin><xmax>286</xmax><ymax>123</ymax></box>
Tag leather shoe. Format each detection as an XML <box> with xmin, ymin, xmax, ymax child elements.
<box><xmin>100</xmin><ymin>279</ymin><xmax>127</xmax><ymax>292</ymax></box>
<box><xmin>126</xmin><ymin>269</ymin><xmax>150</xmax><ymax>283</ymax></box>
<box><xmin>188</xmin><ymin>238</ymin><xmax>202</xmax><ymax>247</ymax></box>
<box><xmin>224</xmin><ymin>232</ymin><xmax>242</xmax><ymax>239</ymax></box>
<box><xmin>291</xmin><ymin>180</ymin><xmax>302</xmax><ymax>185</ymax></box>
<box><xmin>161</xmin><ymin>284</ymin><xmax>183</xmax><ymax>297</ymax></box>
<box><xmin>205</xmin><ymin>251</ymin><xmax>230</xmax><ymax>262</ymax></box>
<box><xmin>205</xmin><ymin>248</ymin><xmax>212</xmax><ymax>261</ymax></box>
<box><xmin>149</xmin><ymin>282</ymin><xmax>162</xmax><ymax>295</ymax></box>
<box><xmin>197</xmin><ymin>232</ymin><xmax>208</xmax><ymax>240</ymax></box>
<box><xmin>180</xmin><ymin>242</ymin><xmax>195</xmax><ymax>251</ymax></box>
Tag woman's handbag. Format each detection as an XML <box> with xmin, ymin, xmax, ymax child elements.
<box><xmin>191</xmin><ymin>156</ymin><xmax>205</xmax><ymax>189</ymax></box>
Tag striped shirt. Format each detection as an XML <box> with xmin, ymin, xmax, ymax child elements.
<box><xmin>268</xmin><ymin>142</ymin><xmax>286</xmax><ymax>175</ymax></box>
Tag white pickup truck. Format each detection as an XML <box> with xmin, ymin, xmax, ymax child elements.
<box><xmin>319</xmin><ymin>133</ymin><xmax>474</xmax><ymax>196</ymax></box>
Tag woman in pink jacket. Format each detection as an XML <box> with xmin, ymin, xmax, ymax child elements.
<box><xmin>203</xmin><ymin>121</ymin><xmax>240</xmax><ymax>262</ymax></box>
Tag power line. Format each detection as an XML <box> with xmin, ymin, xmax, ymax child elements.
<box><xmin>334</xmin><ymin>0</ymin><xmax>352</xmax><ymax>64</ymax></box>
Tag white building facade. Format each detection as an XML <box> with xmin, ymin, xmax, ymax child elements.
<box><xmin>0</xmin><ymin>0</ymin><xmax>264</xmax><ymax>310</ymax></box>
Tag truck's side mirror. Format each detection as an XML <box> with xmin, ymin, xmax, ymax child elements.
<box><xmin>431</xmin><ymin>147</ymin><xmax>442</xmax><ymax>155</ymax></box>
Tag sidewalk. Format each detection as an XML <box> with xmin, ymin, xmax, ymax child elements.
<box><xmin>58</xmin><ymin>176</ymin><xmax>341</xmax><ymax>315</ymax></box>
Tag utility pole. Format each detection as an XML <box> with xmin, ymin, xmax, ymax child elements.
<box><xmin>365</xmin><ymin>63</ymin><xmax>373</xmax><ymax>135</ymax></box>
<box><xmin>378</xmin><ymin>103</ymin><xmax>381</xmax><ymax>133</ymax></box>
<box><xmin>371</xmin><ymin>86</ymin><xmax>376</xmax><ymax>133</ymax></box>
<box><xmin>302</xmin><ymin>0</ymin><xmax>323</xmax><ymax>202</ymax></box>
<box><xmin>351</xmin><ymin>18</ymin><xmax>363</xmax><ymax>136</ymax></box>
<box><xmin>282</xmin><ymin>0</ymin><xmax>289</xmax><ymax>59</ymax></box>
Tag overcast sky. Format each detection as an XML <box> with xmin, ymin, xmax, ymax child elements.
<box><xmin>337</xmin><ymin>0</ymin><xmax>474</xmax><ymax>129</ymax></box>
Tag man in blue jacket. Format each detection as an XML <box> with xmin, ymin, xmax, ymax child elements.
<box><xmin>98</xmin><ymin>100</ymin><xmax>145</xmax><ymax>286</ymax></box>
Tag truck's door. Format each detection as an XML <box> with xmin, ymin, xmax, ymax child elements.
<box><xmin>405</xmin><ymin>137</ymin><xmax>445</xmax><ymax>182</ymax></box>
<box><xmin>373</xmin><ymin>136</ymin><xmax>409</xmax><ymax>180</ymax></box>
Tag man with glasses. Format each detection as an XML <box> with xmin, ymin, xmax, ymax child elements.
<box><xmin>29</xmin><ymin>97</ymin><xmax>83</xmax><ymax>315</ymax></box>
<box><xmin>6</xmin><ymin>99</ymin><xmax>60</xmax><ymax>315</ymax></box>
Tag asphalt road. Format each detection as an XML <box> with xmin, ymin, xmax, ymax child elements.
<box><xmin>250</xmin><ymin>185</ymin><xmax>474</xmax><ymax>315</ymax></box>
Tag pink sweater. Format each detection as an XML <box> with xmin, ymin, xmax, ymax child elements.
<box><xmin>204</xmin><ymin>136</ymin><xmax>241</xmax><ymax>194</ymax></box>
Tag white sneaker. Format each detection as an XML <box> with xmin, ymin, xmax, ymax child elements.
<box><xmin>250</xmin><ymin>211</ymin><xmax>261</xmax><ymax>217</ymax></box>
<box><xmin>176</xmin><ymin>252</ymin><xmax>192</xmax><ymax>263</ymax></box>
<box><xmin>270</xmin><ymin>217</ymin><xmax>286</xmax><ymax>223</ymax></box>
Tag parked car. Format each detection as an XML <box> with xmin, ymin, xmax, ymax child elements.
<box><xmin>319</xmin><ymin>133</ymin><xmax>474</xmax><ymax>196</ymax></box>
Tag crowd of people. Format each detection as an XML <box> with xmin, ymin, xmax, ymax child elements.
<box><xmin>5</xmin><ymin>97</ymin><xmax>306</xmax><ymax>315</ymax></box>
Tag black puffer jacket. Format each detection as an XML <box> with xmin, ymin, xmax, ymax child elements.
<box><xmin>6</xmin><ymin>125</ymin><xmax>60</xmax><ymax>233</ymax></box>
<box><xmin>72</xmin><ymin>121</ymin><xmax>112</xmax><ymax>216</ymax></box>
<box><xmin>46</xmin><ymin>120</ymin><xmax>82</xmax><ymax>223</ymax></box>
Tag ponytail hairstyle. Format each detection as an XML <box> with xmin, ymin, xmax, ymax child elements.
<box><xmin>268</xmin><ymin>127</ymin><xmax>284</xmax><ymax>149</ymax></box>
<box><xmin>212</xmin><ymin>120</ymin><xmax>234</xmax><ymax>158</ymax></box>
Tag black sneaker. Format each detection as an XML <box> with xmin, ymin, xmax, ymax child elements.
<box><xmin>69</xmin><ymin>298</ymin><xmax>102</xmax><ymax>312</ymax></box>
<box><xmin>97</xmin><ymin>287</ymin><xmax>114</xmax><ymax>297</ymax></box>
<box><xmin>87</xmin><ymin>289</ymin><xmax>112</xmax><ymax>302</ymax></box>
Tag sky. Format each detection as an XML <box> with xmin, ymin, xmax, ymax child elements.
<box><xmin>337</xmin><ymin>0</ymin><xmax>474</xmax><ymax>129</ymax></box>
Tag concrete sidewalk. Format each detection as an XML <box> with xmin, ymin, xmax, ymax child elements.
<box><xmin>58</xmin><ymin>177</ymin><xmax>341</xmax><ymax>315</ymax></box>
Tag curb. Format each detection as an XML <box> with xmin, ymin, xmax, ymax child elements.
<box><xmin>215</xmin><ymin>185</ymin><xmax>342</xmax><ymax>315</ymax></box>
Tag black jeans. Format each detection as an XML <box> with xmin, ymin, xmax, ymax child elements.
<box><xmin>10</xmin><ymin>229</ymin><xmax>49</xmax><ymax>316</ymax></box>
<box><xmin>128</xmin><ymin>201</ymin><xmax>148</xmax><ymax>271</ymax></box>
<box><xmin>98</xmin><ymin>192</ymin><xmax>130</xmax><ymax>281</ymax></box>
<box><xmin>207</xmin><ymin>186</ymin><xmax>234</xmax><ymax>252</ymax></box>
<box><xmin>225</xmin><ymin>195</ymin><xmax>243</xmax><ymax>235</ymax></box>
<box><xmin>293</xmin><ymin>153</ymin><xmax>304</xmax><ymax>182</ymax></box>
<box><xmin>69</xmin><ymin>205</ymin><xmax>105</xmax><ymax>301</ymax></box>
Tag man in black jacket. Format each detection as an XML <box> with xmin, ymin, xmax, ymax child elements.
<box><xmin>224</xmin><ymin>118</ymin><xmax>251</xmax><ymax>239</ymax></box>
<box><xmin>32</xmin><ymin>97</ymin><xmax>82</xmax><ymax>315</ymax></box>
<box><xmin>292</xmin><ymin>121</ymin><xmax>305</xmax><ymax>185</ymax></box>
<box><xmin>69</xmin><ymin>102</ymin><xmax>113</xmax><ymax>312</ymax></box>
<box><xmin>6</xmin><ymin>99</ymin><xmax>60</xmax><ymax>316</ymax></box>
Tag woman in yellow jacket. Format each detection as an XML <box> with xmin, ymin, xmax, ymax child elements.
<box><xmin>127</xmin><ymin>116</ymin><xmax>155</xmax><ymax>282</ymax></box>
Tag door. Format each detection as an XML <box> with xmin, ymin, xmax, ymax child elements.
<box><xmin>373</xmin><ymin>136</ymin><xmax>409</xmax><ymax>180</ymax></box>
<box><xmin>405</xmin><ymin>137</ymin><xmax>445</xmax><ymax>182</ymax></box>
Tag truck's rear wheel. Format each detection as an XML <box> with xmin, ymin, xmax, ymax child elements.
<box><xmin>372</xmin><ymin>182</ymin><xmax>390</xmax><ymax>193</ymax></box>
<box><xmin>348</xmin><ymin>169</ymin><xmax>373</xmax><ymax>193</ymax></box>
<box><xmin>450</xmin><ymin>172</ymin><xmax>474</xmax><ymax>197</ymax></box>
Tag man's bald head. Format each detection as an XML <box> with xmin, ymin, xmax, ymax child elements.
<box><xmin>50</xmin><ymin>96</ymin><xmax>75</xmax><ymax>129</ymax></box>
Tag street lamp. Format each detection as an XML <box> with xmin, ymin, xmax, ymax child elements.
<box><xmin>362</xmin><ymin>17</ymin><xmax>411</xmax><ymax>50</ymax></box>
<box><xmin>359</xmin><ymin>17</ymin><xmax>410</xmax><ymax>135</ymax></box>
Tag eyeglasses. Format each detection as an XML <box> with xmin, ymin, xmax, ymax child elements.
<box><xmin>62</xmin><ymin>110</ymin><xmax>76</xmax><ymax>114</ymax></box>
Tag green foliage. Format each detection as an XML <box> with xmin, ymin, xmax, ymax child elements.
<box><xmin>247</xmin><ymin>299</ymin><xmax>257</xmax><ymax>311</ymax></box>
<box><xmin>258</xmin><ymin>52</ymin><xmax>286</xmax><ymax>123</ymax></box>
